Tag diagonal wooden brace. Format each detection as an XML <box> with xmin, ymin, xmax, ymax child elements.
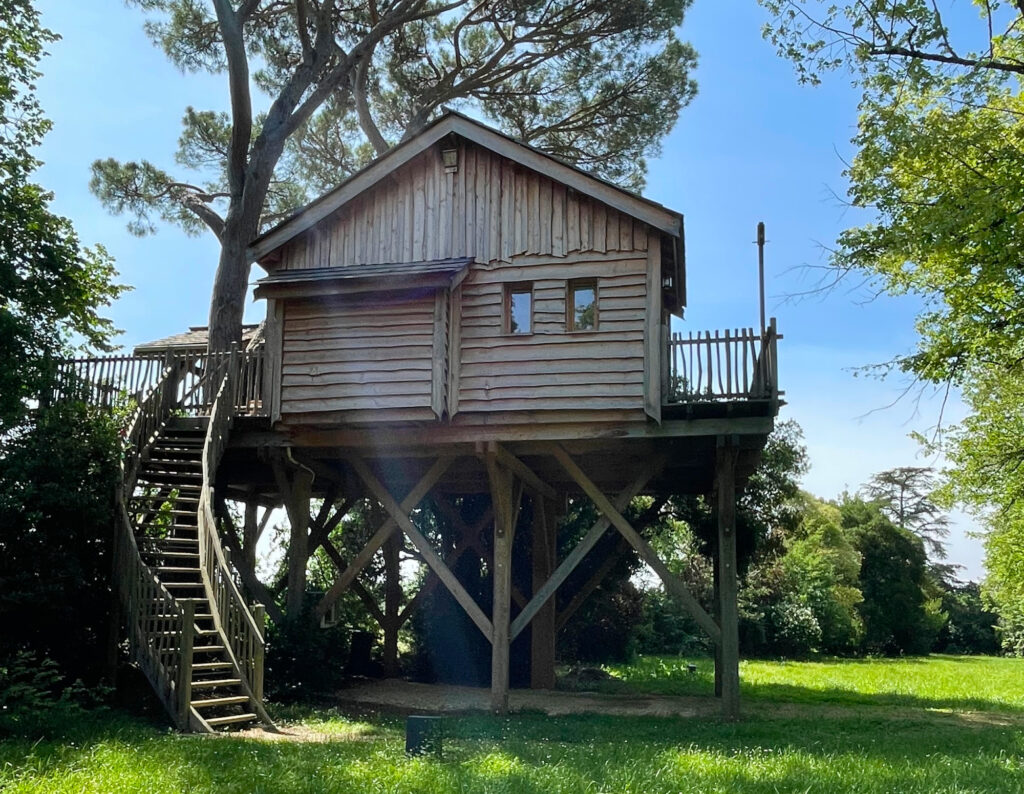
<box><xmin>551</xmin><ymin>444</ymin><xmax>722</xmax><ymax>645</ymax></box>
<box><xmin>314</xmin><ymin>455</ymin><xmax>453</xmax><ymax>621</ymax></box>
<box><xmin>348</xmin><ymin>455</ymin><xmax>494</xmax><ymax>642</ymax></box>
<box><xmin>509</xmin><ymin>459</ymin><xmax>662</xmax><ymax>641</ymax></box>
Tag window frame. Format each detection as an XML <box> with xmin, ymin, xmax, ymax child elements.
<box><xmin>504</xmin><ymin>282</ymin><xmax>534</xmax><ymax>335</ymax></box>
<box><xmin>566</xmin><ymin>278</ymin><xmax>599</xmax><ymax>332</ymax></box>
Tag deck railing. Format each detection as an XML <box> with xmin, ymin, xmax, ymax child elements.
<box><xmin>52</xmin><ymin>347</ymin><xmax>266</xmax><ymax>417</ymax></box>
<box><xmin>665</xmin><ymin>318</ymin><xmax>779</xmax><ymax>404</ymax></box>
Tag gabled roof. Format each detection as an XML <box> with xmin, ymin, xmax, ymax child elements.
<box><xmin>248</xmin><ymin>110</ymin><xmax>683</xmax><ymax>264</ymax></box>
<box><xmin>254</xmin><ymin>258</ymin><xmax>472</xmax><ymax>300</ymax></box>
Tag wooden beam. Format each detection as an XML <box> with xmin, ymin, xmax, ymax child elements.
<box><xmin>397</xmin><ymin>501</ymin><xmax>493</xmax><ymax>628</ymax></box>
<box><xmin>489</xmin><ymin>442</ymin><xmax>556</xmax><ymax>500</ymax></box>
<box><xmin>717</xmin><ymin>443</ymin><xmax>740</xmax><ymax>719</ymax></box>
<box><xmin>550</xmin><ymin>444</ymin><xmax>722</xmax><ymax>644</ymax></box>
<box><xmin>348</xmin><ymin>455</ymin><xmax>494</xmax><ymax>642</ymax></box>
<box><xmin>318</xmin><ymin>538</ymin><xmax>386</xmax><ymax>626</ymax></box>
<box><xmin>314</xmin><ymin>456</ymin><xmax>454</xmax><ymax>621</ymax></box>
<box><xmin>530</xmin><ymin>496</ymin><xmax>557</xmax><ymax>689</ymax></box>
<box><xmin>509</xmin><ymin>461</ymin><xmax>660</xmax><ymax>641</ymax></box>
<box><xmin>556</xmin><ymin>537</ymin><xmax>630</xmax><ymax>632</ymax></box>
<box><xmin>556</xmin><ymin>496</ymin><xmax>667</xmax><ymax>631</ymax></box>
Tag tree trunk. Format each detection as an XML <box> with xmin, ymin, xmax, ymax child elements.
<box><xmin>207</xmin><ymin>226</ymin><xmax>252</xmax><ymax>353</ymax></box>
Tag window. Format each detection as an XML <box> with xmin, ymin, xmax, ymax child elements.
<box><xmin>567</xmin><ymin>280</ymin><xmax>597</xmax><ymax>331</ymax></box>
<box><xmin>506</xmin><ymin>283</ymin><xmax>533</xmax><ymax>334</ymax></box>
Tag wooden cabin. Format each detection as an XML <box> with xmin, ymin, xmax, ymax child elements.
<box><xmin>59</xmin><ymin>111</ymin><xmax>780</xmax><ymax>731</ymax></box>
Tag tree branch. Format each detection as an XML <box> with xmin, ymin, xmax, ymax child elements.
<box><xmin>869</xmin><ymin>44</ymin><xmax>1024</xmax><ymax>75</ymax></box>
<box><xmin>354</xmin><ymin>52</ymin><xmax>388</xmax><ymax>155</ymax></box>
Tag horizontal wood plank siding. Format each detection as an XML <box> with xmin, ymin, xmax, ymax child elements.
<box><xmin>457</xmin><ymin>253</ymin><xmax>648</xmax><ymax>417</ymax></box>
<box><xmin>275</xmin><ymin>143</ymin><xmax>653</xmax><ymax>271</ymax></box>
<box><xmin>279</xmin><ymin>297</ymin><xmax>436</xmax><ymax>421</ymax></box>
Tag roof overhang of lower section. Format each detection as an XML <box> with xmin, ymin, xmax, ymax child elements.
<box><xmin>253</xmin><ymin>257</ymin><xmax>473</xmax><ymax>301</ymax></box>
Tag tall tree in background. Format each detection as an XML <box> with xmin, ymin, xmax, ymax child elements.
<box><xmin>860</xmin><ymin>467</ymin><xmax>950</xmax><ymax>560</ymax></box>
<box><xmin>0</xmin><ymin>0</ymin><xmax>123</xmax><ymax>431</ymax></box>
<box><xmin>91</xmin><ymin>0</ymin><xmax>698</xmax><ymax>352</ymax></box>
<box><xmin>760</xmin><ymin>0</ymin><xmax>1024</xmax><ymax>652</ymax></box>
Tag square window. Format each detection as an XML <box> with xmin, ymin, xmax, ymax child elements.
<box><xmin>568</xmin><ymin>280</ymin><xmax>597</xmax><ymax>331</ymax></box>
<box><xmin>506</xmin><ymin>284</ymin><xmax>532</xmax><ymax>334</ymax></box>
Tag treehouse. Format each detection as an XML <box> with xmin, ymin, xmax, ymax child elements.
<box><xmin>56</xmin><ymin>111</ymin><xmax>781</xmax><ymax>732</ymax></box>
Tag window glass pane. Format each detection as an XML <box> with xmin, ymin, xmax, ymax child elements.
<box><xmin>510</xmin><ymin>289</ymin><xmax>532</xmax><ymax>334</ymax></box>
<box><xmin>572</xmin><ymin>285</ymin><xmax>596</xmax><ymax>330</ymax></box>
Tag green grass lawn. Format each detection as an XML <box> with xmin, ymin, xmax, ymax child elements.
<box><xmin>1</xmin><ymin>655</ymin><xmax>1022</xmax><ymax>793</ymax></box>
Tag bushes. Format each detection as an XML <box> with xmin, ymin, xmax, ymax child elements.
<box><xmin>0</xmin><ymin>399</ymin><xmax>121</xmax><ymax>685</ymax></box>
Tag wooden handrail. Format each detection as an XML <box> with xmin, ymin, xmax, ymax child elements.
<box><xmin>113</xmin><ymin>350</ymin><xmax>272</xmax><ymax>732</ymax></box>
<box><xmin>665</xmin><ymin>321</ymin><xmax>781</xmax><ymax>404</ymax></box>
<box><xmin>51</xmin><ymin>348</ymin><xmax>267</xmax><ymax>417</ymax></box>
<box><xmin>196</xmin><ymin>354</ymin><xmax>275</xmax><ymax>728</ymax></box>
<box><xmin>114</xmin><ymin>365</ymin><xmax>194</xmax><ymax>730</ymax></box>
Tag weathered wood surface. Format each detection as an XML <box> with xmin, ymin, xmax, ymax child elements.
<box><xmin>277</xmin><ymin>142</ymin><xmax>652</xmax><ymax>272</ymax></box>
<box><xmin>280</xmin><ymin>297</ymin><xmax>437</xmax><ymax>419</ymax></box>
<box><xmin>457</xmin><ymin>254</ymin><xmax>648</xmax><ymax>416</ymax></box>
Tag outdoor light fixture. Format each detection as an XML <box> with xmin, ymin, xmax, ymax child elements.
<box><xmin>441</xmin><ymin>146</ymin><xmax>459</xmax><ymax>173</ymax></box>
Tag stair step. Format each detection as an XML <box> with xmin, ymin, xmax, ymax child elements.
<box><xmin>193</xmin><ymin>662</ymin><xmax>234</xmax><ymax>671</ymax></box>
<box><xmin>191</xmin><ymin>695</ymin><xmax>249</xmax><ymax>708</ymax></box>
<box><xmin>204</xmin><ymin>713</ymin><xmax>257</xmax><ymax>728</ymax></box>
<box><xmin>191</xmin><ymin>678</ymin><xmax>242</xmax><ymax>689</ymax></box>
<box><xmin>193</xmin><ymin>645</ymin><xmax>225</xmax><ymax>654</ymax></box>
<box><xmin>152</xmin><ymin>566</ymin><xmax>200</xmax><ymax>573</ymax></box>
<box><xmin>146</xmin><ymin>555</ymin><xmax>201</xmax><ymax>564</ymax></box>
<box><xmin>163</xmin><ymin>582</ymin><xmax>206</xmax><ymax>591</ymax></box>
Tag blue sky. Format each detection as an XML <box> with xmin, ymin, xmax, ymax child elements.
<box><xmin>32</xmin><ymin>0</ymin><xmax>985</xmax><ymax>578</ymax></box>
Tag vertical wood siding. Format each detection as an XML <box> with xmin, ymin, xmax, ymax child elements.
<box><xmin>277</xmin><ymin>142</ymin><xmax>652</xmax><ymax>271</ymax></box>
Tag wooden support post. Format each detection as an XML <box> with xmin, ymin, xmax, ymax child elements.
<box><xmin>252</xmin><ymin>603</ymin><xmax>266</xmax><ymax>703</ymax></box>
<box><xmin>486</xmin><ymin>455</ymin><xmax>520</xmax><ymax>713</ymax></box>
<box><xmin>382</xmin><ymin>533</ymin><xmax>402</xmax><ymax>677</ymax></box>
<box><xmin>716</xmin><ymin>443</ymin><xmax>740</xmax><ymax>719</ymax></box>
<box><xmin>530</xmin><ymin>496</ymin><xmax>557</xmax><ymax>689</ymax></box>
<box><xmin>242</xmin><ymin>494</ymin><xmax>259</xmax><ymax>574</ymax></box>
<box><xmin>177</xmin><ymin>599</ymin><xmax>195</xmax><ymax>730</ymax></box>
<box><xmin>272</xmin><ymin>456</ymin><xmax>315</xmax><ymax>617</ymax></box>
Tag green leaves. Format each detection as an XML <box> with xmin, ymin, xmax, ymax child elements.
<box><xmin>0</xmin><ymin>3</ymin><xmax>126</xmax><ymax>431</ymax></box>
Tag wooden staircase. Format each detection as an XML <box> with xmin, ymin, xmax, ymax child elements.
<box><xmin>131</xmin><ymin>424</ymin><xmax>260</xmax><ymax>730</ymax></box>
<box><xmin>113</xmin><ymin>351</ymin><xmax>274</xmax><ymax>733</ymax></box>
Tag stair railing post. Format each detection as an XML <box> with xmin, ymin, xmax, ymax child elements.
<box><xmin>252</xmin><ymin>603</ymin><xmax>265</xmax><ymax>703</ymax></box>
<box><xmin>228</xmin><ymin>342</ymin><xmax>240</xmax><ymax>412</ymax></box>
<box><xmin>177</xmin><ymin>599</ymin><xmax>195</xmax><ymax>730</ymax></box>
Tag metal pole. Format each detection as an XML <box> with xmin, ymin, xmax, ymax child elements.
<box><xmin>757</xmin><ymin>221</ymin><xmax>766</xmax><ymax>338</ymax></box>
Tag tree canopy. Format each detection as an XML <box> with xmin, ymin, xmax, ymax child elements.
<box><xmin>0</xmin><ymin>0</ymin><xmax>124</xmax><ymax>431</ymax></box>
<box><xmin>91</xmin><ymin>0</ymin><xmax>698</xmax><ymax>352</ymax></box>
<box><xmin>760</xmin><ymin>0</ymin><xmax>1024</xmax><ymax>653</ymax></box>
